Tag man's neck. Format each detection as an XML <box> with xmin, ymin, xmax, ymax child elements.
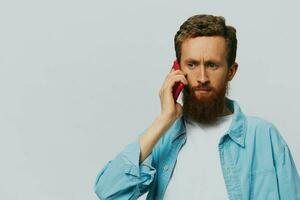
<box><xmin>220</xmin><ymin>102</ymin><xmax>233</xmax><ymax>117</ymax></box>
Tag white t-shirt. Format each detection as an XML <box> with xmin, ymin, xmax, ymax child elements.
<box><xmin>164</xmin><ymin>114</ymin><xmax>233</xmax><ymax>199</ymax></box>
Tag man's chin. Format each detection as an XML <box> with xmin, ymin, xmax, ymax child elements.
<box><xmin>182</xmin><ymin>89</ymin><xmax>226</xmax><ymax>124</ymax></box>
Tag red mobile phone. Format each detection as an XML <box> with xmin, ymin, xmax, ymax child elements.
<box><xmin>172</xmin><ymin>60</ymin><xmax>185</xmax><ymax>101</ymax></box>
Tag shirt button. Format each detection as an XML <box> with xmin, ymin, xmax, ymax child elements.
<box><xmin>163</xmin><ymin>165</ymin><xmax>169</xmax><ymax>171</ymax></box>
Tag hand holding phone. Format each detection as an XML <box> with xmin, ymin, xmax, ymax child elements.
<box><xmin>159</xmin><ymin>59</ymin><xmax>187</xmax><ymax>120</ymax></box>
<box><xmin>172</xmin><ymin>60</ymin><xmax>185</xmax><ymax>101</ymax></box>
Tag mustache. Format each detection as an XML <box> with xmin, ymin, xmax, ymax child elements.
<box><xmin>191</xmin><ymin>85</ymin><xmax>213</xmax><ymax>91</ymax></box>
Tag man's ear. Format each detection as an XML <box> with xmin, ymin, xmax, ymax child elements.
<box><xmin>227</xmin><ymin>62</ymin><xmax>238</xmax><ymax>81</ymax></box>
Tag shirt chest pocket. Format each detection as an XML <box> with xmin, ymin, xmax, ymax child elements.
<box><xmin>249</xmin><ymin>168</ymin><xmax>280</xmax><ymax>199</ymax></box>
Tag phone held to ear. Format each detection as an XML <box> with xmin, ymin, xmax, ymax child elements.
<box><xmin>172</xmin><ymin>60</ymin><xmax>185</xmax><ymax>101</ymax></box>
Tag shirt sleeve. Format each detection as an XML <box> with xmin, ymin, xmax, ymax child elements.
<box><xmin>270</xmin><ymin>125</ymin><xmax>300</xmax><ymax>199</ymax></box>
<box><xmin>94</xmin><ymin>132</ymin><xmax>157</xmax><ymax>200</ymax></box>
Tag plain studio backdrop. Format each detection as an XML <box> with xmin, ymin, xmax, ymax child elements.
<box><xmin>0</xmin><ymin>0</ymin><xmax>299</xmax><ymax>199</ymax></box>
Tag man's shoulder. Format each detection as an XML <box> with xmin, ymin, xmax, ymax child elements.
<box><xmin>245</xmin><ymin>115</ymin><xmax>279</xmax><ymax>134</ymax></box>
<box><xmin>244</xmin><ymin>115</ymin><xmax>287</xmax><ymax>147</ymax></box>
<box><xmin>246</xmin><ymin>115</ymin><xmax>274</xmax><ymax>128</ymax></box>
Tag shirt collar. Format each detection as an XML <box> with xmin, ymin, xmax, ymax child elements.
<box><xmin>171</xmin><ymin>97</ymin><xmax>247</xmax><ymax>147</ymax></box>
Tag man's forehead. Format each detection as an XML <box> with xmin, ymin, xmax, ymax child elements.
<box><xmin>181</xmin><ymin>36</ymin><xmax>227</xmax><ymax>61</ymax></box>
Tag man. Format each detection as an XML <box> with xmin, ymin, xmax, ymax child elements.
<box><xmin>94</xmin><ymin>14</ymin><xmax>300</xmax><ymax>199</ymax></box>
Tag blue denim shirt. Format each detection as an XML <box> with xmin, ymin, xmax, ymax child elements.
<box><xmin>94</xmin><ymin>98</ymin><xmax>300</xmax><ymax>200</ymax></box>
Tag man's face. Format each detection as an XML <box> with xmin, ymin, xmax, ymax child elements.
<box><xmin>180</xmin><ymin>36</ymin><xmax>237</xmax><ymax>124</ymax></box>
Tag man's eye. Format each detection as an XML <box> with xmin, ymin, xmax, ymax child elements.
<box><xmin>188</xmin><ymin>63</ymin><xmax>195</xmax><ymax>68</ymax></box>
<box><xmin>208</xmin><ymin>63</ymin><xmax>218</xmax><ymax>68</ymax></box>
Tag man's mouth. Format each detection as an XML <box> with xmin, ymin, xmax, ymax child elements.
<box><xmin>195</xmin><ymin>89</ymin><xmax>211</xmax><ymax>94</ymax></box>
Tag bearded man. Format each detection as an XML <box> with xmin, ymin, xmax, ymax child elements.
<box><xmin>94</xmin><ymin>14</ymin><xmax>300</xmax><ymax>200</ymax></box>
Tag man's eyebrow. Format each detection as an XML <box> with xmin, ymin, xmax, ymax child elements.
<box><xmin>184</xmin><ymin>59</ymin><xmax>199</xmax><ymax>64</ymax></box>
<box><xmin>205</xmin><ymin>60</ymin><xmax>221</xmax><ymax>64</ymax></box>
<box><xmin>184</xmin><ymin>58</ymin><xmax>221</xmax><ymax>64</ymax></box>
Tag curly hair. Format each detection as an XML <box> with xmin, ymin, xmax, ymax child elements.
<box><xmin>174</xmin><ymin>14</ymin><xmax>237</xmax><ymax>67</ymax></box>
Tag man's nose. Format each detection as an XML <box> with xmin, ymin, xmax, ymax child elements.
<box><xmin>197</xmin><ymin>65</ymin><xmax>209</xmax><ymax>84</ymax></box>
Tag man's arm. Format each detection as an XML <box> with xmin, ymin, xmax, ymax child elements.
<box><xmin>270</xmin><ymin>125</ymin><xmax>300</xmax><ymax>199</ymax></box>
<box><xmin>94</xmin><ymin>114</ymin><xmax>176</xmax><ymax>200</ymax></box>
<box><xmin>94</xmin><ymin>65</ymin><xmax>188</xmax><ymax>199</ymax></box>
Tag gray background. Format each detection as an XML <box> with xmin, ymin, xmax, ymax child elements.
<box><xmin>0</xmin><ymin>0</ymin><xmax>299</xmax><ymax>199</ymax></box>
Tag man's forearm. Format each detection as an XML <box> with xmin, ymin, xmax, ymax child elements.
<box><xmin>139</xmin><ymin>114</ymin><xmax>176</xmax><ymax>164</ymax></box>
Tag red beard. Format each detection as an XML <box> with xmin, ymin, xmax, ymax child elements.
<box><xmin>182</xmin><ymin>81</ymin><xmax>229</xmax><ymax>124</ymax></box>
